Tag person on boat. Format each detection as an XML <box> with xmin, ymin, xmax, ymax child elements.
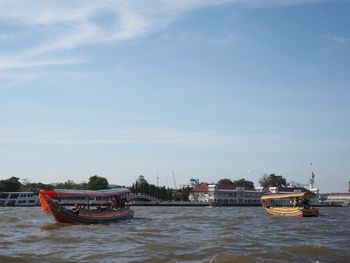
<box><xmin>293</xmin><ymin>198</ymin><xmax>300</xmax><ymax>207</ymax></box>
<box><xmin>301</xmin><ymin>198</ymin><xmax>310</xmax><ymax>209</ymax></box>
<box><xmin>72</xmin><ymin>204</ymin><xmax>81</xmax><ymax>214</ymax></box>
<box><xmin>111</xmin><ymin>196</ymin><xmax>120</xmax><ymax>209</ymax></box>
<box><xmin>289</xmin><ymin>199</ymin><xmax>294</xmax><ymax>207</ymax></box>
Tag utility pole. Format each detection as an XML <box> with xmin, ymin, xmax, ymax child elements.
<box><xmin>156</xmin><ymin>171</ymin><xmax>159</xmax><ymax>187</ymax></box>
<box><xmin>172</xmin><ymin>170</ymin><xmax>177</xmax><ymax>189</ymax></box>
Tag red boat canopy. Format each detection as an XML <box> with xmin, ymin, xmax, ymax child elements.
<box><xmin>40</xmin><ymin>188</ymin><xmax>131</xmax><ymax>198</ymax></box>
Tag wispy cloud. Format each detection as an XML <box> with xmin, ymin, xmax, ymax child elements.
<box><xmin>325</xmin><ymin>34</ymin><xmax>350</xmax><ymax>45</ymax></box>
<box><xmin>1</xmin><ymin>127</ymin><xmax>345</xmax><ymax>154</ymax></box>
<box><xmin>0</xmin><ymin>72</ymin><xmax>40</xmax><ymax>87</ymax></box>
<box><xmin>241</xmin><ymin>0</ymin><xmax>330</xmax><ymax>8</ymax></box>
<box><xmin>0</xmin><ymin>0</ymin><xmax>334</xmax><ymax>60</ymax></box>
<box><xmin>210</xmin><ymin>33</ymin><xmax>238</xmax><ymax>46</ymax></box>
<box><xmin>0</xmin><ymin>0</ymin><xmax>335</xmax><ymax>85</ymax></box>
<box><xmin>0</xmin><ymin>58</ymin><xmax>88</xmax><ymax>70</ymax></box>
<box><xmin>0</xmin><ymin>127</ymin><xmax>232</xmax><ymax>145</ymax></box>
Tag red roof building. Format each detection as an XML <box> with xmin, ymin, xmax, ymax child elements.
<box><xmin>191</xmin><ymin>183</ymin><xmax>209</xmax><ymax>193</ymax></box>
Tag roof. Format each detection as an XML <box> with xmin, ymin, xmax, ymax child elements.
<box><xmin>262</xmin><ymin>187</ymin><xmax>272</xmax><ymax>193</ymax></box>
<box><xmin>261</xmin><ymin>191</ymin><xmax>315</xmax><ymax>200</ymax></box>
<box><xmin>328</xmin><ymin>193</ymin><xmax>350</xmax><ymax>196</ymax></box>
<box><xmin>217</xmin><ymin>184</ymin><xmax>256</xmax><ymax>191</ymax></box>
<box><xmin>278</xmin><ymin>187</ymin><xmax>310</xmax><ymax>193</ymax></box>
<box><xmin>217</xmin><ymin>184</ymin><xmax>237</xmax><ymax>190</ymax></box>
<box><xmin>40</xmin><ymin>188</ymin><xmax>131</xmax><ymax>198</ymax></box>
<box><xmin>191</xmin><ymin>183</ymin><xmax>209</xmax><ymax>193</ymax></box>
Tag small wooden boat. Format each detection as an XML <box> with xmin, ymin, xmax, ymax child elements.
<box><xmin>261</xmin><ymin>191</ymin><xmax>319</xmax><ymax>217</ymax></box>
<box><xmin>39</xmin><ymin>188</ymin><xmax>134</xmax><ymax>224</ymax></box>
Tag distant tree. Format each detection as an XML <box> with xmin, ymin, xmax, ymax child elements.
<box><xmin>134</xmin><ymin>175</ymin><xmax>150</xmax><ymax>194</ymax></box>
<box><xmin>233</xmin><ymin>178</ymin><xmax>254</xmax><ymax>189</ymax></box>
<box><xmin>22</xmin><ymin>182</ymin><xmax>54</xmax><ymax>194</ymax></box>
<box><xmin>180</xmin><ymin>186</ymin><xmax>191</xmax><ymax>201</ymax></box>
<box><xmin>77</xmin><ymin>181</ymin><xmax>89</xmax><ymax>190</ymax></box>
<box><xmin>217</xmin><ymin>178</ymin><xmax>234</xmax><ymax>185</ymax></box>
<box><xmin>259</xmin><ymin>173</ymin><xmax>287</xmax><ymax>188</ymax></box>
<box><xmin>18</xmin><ymin>178</ymin><xmax>53</xmax><ymax>193</ymax></box>
<box><xmin>63</xmin><ymin>180</ymin><xmax>76</xmax><ymax>189</ymax></box>
<box><xmin>0</xmin><ymin>177</ymin><xmax>22</xmax><ymax>192</ymax></box>
<box><xmin>88</xmin><ymin>175</ymin><xmax>109</xmax><ymax>190</ymax></box>
<box><xmin>22</xmin><ymin>178</ymin><xmax>31</xmax><ymax>186</ymax></box>
<box><xmin>130</xmin><ymin>175</ymin><xmax>174</xmax><ymax>201</ymax></box>
<box><xmin>54</xmin><ymin>179</ymin><xmax>78</xmax><ymax>189</ymax></box>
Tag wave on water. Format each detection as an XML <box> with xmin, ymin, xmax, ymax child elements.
<box><xmin>0</xmin><ymin>206</ymin><xmax>350</xmax><ymax>262</ymax></box>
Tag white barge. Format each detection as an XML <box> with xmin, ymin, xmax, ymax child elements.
<box><xmin>0</xmin><ymin>192</ymin><xmax>39</xmax><ymax>206</ymax></box>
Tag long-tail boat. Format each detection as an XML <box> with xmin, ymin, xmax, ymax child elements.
<box><xmin>261</xmin><ymin>191</ymin><xmax>319</xmax><ymax>217</ymax></box>
<box><xmin>39</xmin><ymin>188</ymin><xmax>134</xmax><ymax>224</ymax></box>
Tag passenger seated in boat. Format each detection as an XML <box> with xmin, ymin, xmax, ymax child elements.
<box><xmin>111</xmin><ymin>196</ymin><xmax>120</xmax><ymax>209</ymax></box>
<box><xmin>102</xmin><ymin>204</ymin><xmax>113</xmax><ymax>211</ymax></box>
<box><xmin>301</xmin><ymin>198</ymin><xmax>310</xmax><ymax>209</ymax></box>
<box><xmin>72</xmin><ymin>204</ymin><xmax>81</xmax><ymax>214</ymax></box>
<box><xmin>293</xmin><ymin>198</ymin><xmax>300</xmax><ymax>207</ymax></box>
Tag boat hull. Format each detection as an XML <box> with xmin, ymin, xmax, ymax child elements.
<box><xmin>39</xmin><ymin>192</ymin><xmax>134</xmax><ymax>224</ymax></box>
<box><xmin>264</xmin><ymin>207</ymin><xmax>319</xmax><ymax>217</ymax></box>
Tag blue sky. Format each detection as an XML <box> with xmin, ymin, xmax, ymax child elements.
<box><xmin>1</xmin><ymin>0</ymin><xmax>350</xmax><ymax>192</ymax></box>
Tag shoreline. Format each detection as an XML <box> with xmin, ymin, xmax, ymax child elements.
<box><xmin>127</xmin><ymin>203</ymin><xmax>342</xmax><ymax>207</ymax></box>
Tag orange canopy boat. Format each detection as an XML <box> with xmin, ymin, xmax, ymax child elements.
<box><xmin>39</xmin><ymin>188</ymin><xmax>134</xmax><ymax>224</ymax></box>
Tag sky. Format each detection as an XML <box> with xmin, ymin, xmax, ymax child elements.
<box><xmin>0</xmin><ymin>0</ymin><xmax>350</xmax><ymax>193</ymax></box>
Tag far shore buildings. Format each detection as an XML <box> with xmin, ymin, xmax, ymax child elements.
<box><xmin>189</xmin><ymin>183</ymin><xmax>262</xmax><ymax>205</ymax></box>
<box><xmin>188</xmin><ymin>177</ymin><xmax>323</xmax><ymax>206</ymax></box>
<box><xmin>189</xmin><ymin>178</ymin><xmax>350</xmax><ymax>206</ymax></box>
<box><xmin>324</xmin><ymin>181</ymin><xmax>350</xmax><ymax>206</ymax></box>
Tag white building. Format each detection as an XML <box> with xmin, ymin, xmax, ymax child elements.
<box><xmin>325</xmin><ymin>193</ymin><xmax>350</xmax><ymax>206</ymax></box>
<box><xmin>324</xmin><ymin>181</ymin><xmax>350</xmax><ymax>206</ymax></box>
<box><xmin>189</xmin><ymin>183</ymin><xmax>262</xmax><ymax>205</ymax></box>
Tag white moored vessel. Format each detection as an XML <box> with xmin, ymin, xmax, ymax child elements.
<box><xmin>0</xmin><ymin>192</ymin><xmax>39</xmax><ymax>206</ymax></box>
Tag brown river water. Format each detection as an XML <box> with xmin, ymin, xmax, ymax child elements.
<box><xmin>0</xmin><ymin>206</ymin><xmax>349</xmax><ymax>263</ymax></box>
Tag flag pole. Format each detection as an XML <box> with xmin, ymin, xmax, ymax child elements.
<box><xmin>309</xmin><ymin>162</ymin><xmax>314</xmax><ymax>190</ymax></box>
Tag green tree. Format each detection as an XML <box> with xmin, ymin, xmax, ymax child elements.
<box><xmin>54</xmin><ymin>179</ymin><xmax>78</xmax><ymax>189</ymax></box>
<box><xmin>77</xmin><ymin>181</ymin><xmax>89</xmax><ymax>190</ymax></box>
<box><xmin>259</xmin><ymin>173</ymin><xmax>287</xmax><ymax>188</ymax></box>
<box><xmin>233</xmin><ymin>178</ymin><xmax>255</xmax><ymax>189</ymax></box>
<box><xmin>88</xmin><ymin>175</ymin><xmax>109</xmax><ymax>190</ymax></box>
<box><xmin>130</xmin><ymin>175</ymin><xmax>175</xmax><ymax>201</ymax></box>
<box><xmin>23</xmin><ymin>182</ymin><xmax>54</xmax><ymax>194</ymax></box>
<box><xmin>180</xmin><ymin>186</ymin><xmax>191</xmax><ymax>201</ymax></box>
<box><xmin>0</xmin><ymin>177</ymin><xmax>22</xmax><ymax>192</ymax></box>
<box><xmin>217</xmin><ymin>178</ymin><xmax>234</xmax><ymax>185</ymax></box>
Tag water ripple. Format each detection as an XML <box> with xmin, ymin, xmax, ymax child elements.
<box><xmin>1</xmin><ymin>207</ymin><xmax>350</xmax><ymax>262</ymax></box>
